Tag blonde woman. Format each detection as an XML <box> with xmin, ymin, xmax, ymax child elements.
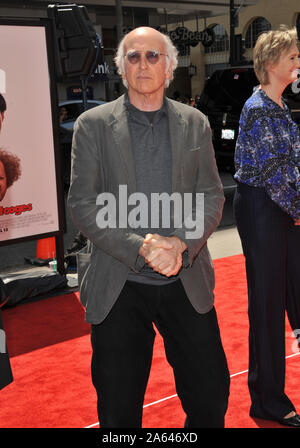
<box><xmin>234</xmin><ymin>26</ymin><xmax>300</xmax><ymax>427</ymax></box>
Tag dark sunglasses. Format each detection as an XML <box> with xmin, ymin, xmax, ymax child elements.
<box><xmin>125</xmin><ymin>50</ymin><xmax>168</xmax><ymax>65</ymax></box>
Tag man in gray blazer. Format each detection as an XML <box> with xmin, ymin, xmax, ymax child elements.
<box><xmin>68</xmin><ymin>26</ymin><xmax>229</xmax><ymax>428</ymax></box>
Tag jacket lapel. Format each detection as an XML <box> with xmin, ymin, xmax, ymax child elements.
<box><xmin>166</xmin><ymin>98</ymin><xmax>188</xmax><ymax>192</ymax></box>
<box><xmin>109</xmin><ymin>95</ymin><xmax>137</xmax><ymax>194</ymax></box>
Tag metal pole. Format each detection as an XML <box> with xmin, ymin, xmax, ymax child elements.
<box><xmin>164</xmin><ymin>8</ymin><xmax>168</xmax><ymax>32</ymax></box>
<box><xmin>115</xmin><ymin>0</ymin><xmax>123</xmax><ymax>42</ymax></box>
<box><xmin>80</xmin><ymin>76</ymin><xmax>88</xmax><ymax>111</ymax></box>
<box><xmin>229</xmin><ymin>0</ymin><xmax>235</xmax><ymax>66</ymax></box>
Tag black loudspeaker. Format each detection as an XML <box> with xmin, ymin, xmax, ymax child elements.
<box><xmin>47</xmin><ymin>3</ymin><xmax>104</xmax><ymax>80</ymax></box>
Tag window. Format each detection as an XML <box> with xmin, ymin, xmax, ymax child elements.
<box><xmin>205</xmin><ymin>62</ymin><xmax>230</xmax><ymax>79</ymax></box>
<box><xmin>205</xmin><ymin>24</ymin><xmax>229</xmax><ymax>54</ymax></box>
<box><xmin>245</xmin><ymin>17</ymin><xmax>271</xmax><ymax>49</ymax></box>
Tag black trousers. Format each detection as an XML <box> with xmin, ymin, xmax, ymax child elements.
<box><xmin>233</xmin><ymin>182</ymin><xmax>300</xmax><ymax>420</ymax></box>
<box><xmin>91</xmin><ymin>279</ymin><xmax>230</xmax><ymax>428</ymax></box>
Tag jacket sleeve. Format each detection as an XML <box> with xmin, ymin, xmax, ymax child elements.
<box><xmin>249</xmin><ymin>115</ymin><xmax>300</xmax><ymax>220</ymax></box>
<box><xmin>67</xmin><ymin>114</ymin><xmax>145</xmax><ymax>271</ymax></box>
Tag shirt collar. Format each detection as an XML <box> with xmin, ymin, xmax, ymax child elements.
<box><xmin>255</xmin><ymin>86</ymin><xmax>289</xmax><ymax>113</ymax></box>
<box><xmin>124</xmin><ymin>92</ymin><xmax>168</xmax><ymax>119</ymax></box>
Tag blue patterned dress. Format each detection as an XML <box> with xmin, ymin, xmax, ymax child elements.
<box><xmin>234</xmin><ymin>87</ymin><xmax>300</xmax><ymax>219</ymax></box>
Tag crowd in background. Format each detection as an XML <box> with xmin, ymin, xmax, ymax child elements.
<box><xmin>172</xmin><ymin>91</ymin><xmax>201</xmax><ymax>108</ymax></box>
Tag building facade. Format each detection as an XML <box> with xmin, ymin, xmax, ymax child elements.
<box><xmin>180</xmin><ymin>0</ymin><xmax>300</xmax><ymax>99</ymax></box>
<box><xmin>1</xmin><ymin>0</ymin><xmax>299</xmax><ymax>102</ymax></box>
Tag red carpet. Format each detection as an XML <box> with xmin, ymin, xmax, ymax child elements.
<box><xmin>0</xmin><ymin>253</ymin><xmax>299</xmax><ymax>428</ymax></box>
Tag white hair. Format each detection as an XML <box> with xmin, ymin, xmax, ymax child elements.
<box><xmin>114</xmin><ymin>30</ymin><xmax>178</xmax><ymax>89</ymax></box>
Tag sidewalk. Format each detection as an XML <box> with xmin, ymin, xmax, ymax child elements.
<box><xmin>208</xmin><ymin>226</ymin><xmax>242</xmax><ymax>260</ymax></box>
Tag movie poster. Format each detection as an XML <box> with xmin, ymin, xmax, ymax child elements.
<box><xmin>0</xmin><ymin>24</ymin><xmax>59</xmax><ymax>243</ymax></box>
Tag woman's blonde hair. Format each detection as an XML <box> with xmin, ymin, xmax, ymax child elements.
<box><xmin>253</xmin><ymin>25</ymin><xmax>298</xmax><ymax>85</ymax></box>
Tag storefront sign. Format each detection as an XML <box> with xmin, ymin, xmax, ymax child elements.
<box><xmin>163</xmin><ymin>27</ymin><xmax>215</xmax><ymax>48</ymax></box>
<box><xmin>123</xmin><ymin>26</ymin><xmax>215</xmax><ymax>48</ymax></box>
<box><xmin>93</xmin><ymin>61</ymin><xmax>110</xmax><ymax>81</ymax></box>
<box><xmin>66</xmin><ymin>86</ymin><xmax>94</xmax><ymax>100</ymax></box>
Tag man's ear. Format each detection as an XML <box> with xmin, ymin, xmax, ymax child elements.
<box><xmin>166</xmin><ymin>60</ymin><xmax>173</xmax><ymax>82</ymax></box>
<box><xmin>121</xmin><ymin>63</ymin><xmax>127</xmax><ymax>82</ymax></box>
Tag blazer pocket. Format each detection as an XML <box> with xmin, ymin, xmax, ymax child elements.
<box><xmin>181</xmin><ymin>148</ymin><xmax>200</xmax><ymax>188</ymax></box>
<box><xmin>188</xmin><ymin>146</ymin><xmax>201</xmax><ymax>152</ymax></box>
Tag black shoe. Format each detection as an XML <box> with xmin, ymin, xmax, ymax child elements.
<box><xmin>277</xmin><ymin>414</ymin><xmax>300</xmax><ymax>428</ymax></box>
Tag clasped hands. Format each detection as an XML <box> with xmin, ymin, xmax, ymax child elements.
<box><xmin>139</xmin><ymin>233</ymin><xmax>187</xmax><ymax>277</ymax></box>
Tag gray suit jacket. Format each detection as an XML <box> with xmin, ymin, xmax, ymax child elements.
<box><xmin>68</xmin><ymin>94</ymin><xmax>225</xmax><ymax>324</ymax></box>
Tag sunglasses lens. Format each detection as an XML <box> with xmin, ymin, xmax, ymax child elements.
<box><xmin>126</xmin><ymin>51</ymin><xmax>162</xmax><ymax>64</ymax></box>
<box><xmin>146</xmin><ymin>51</ymin><xmax>160</xmax><ymax>64</ymax></box>
<box><xmin>127</xmin><ymin>52</ymin><xmax>140</xmax><ymax>64</ymax></box>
